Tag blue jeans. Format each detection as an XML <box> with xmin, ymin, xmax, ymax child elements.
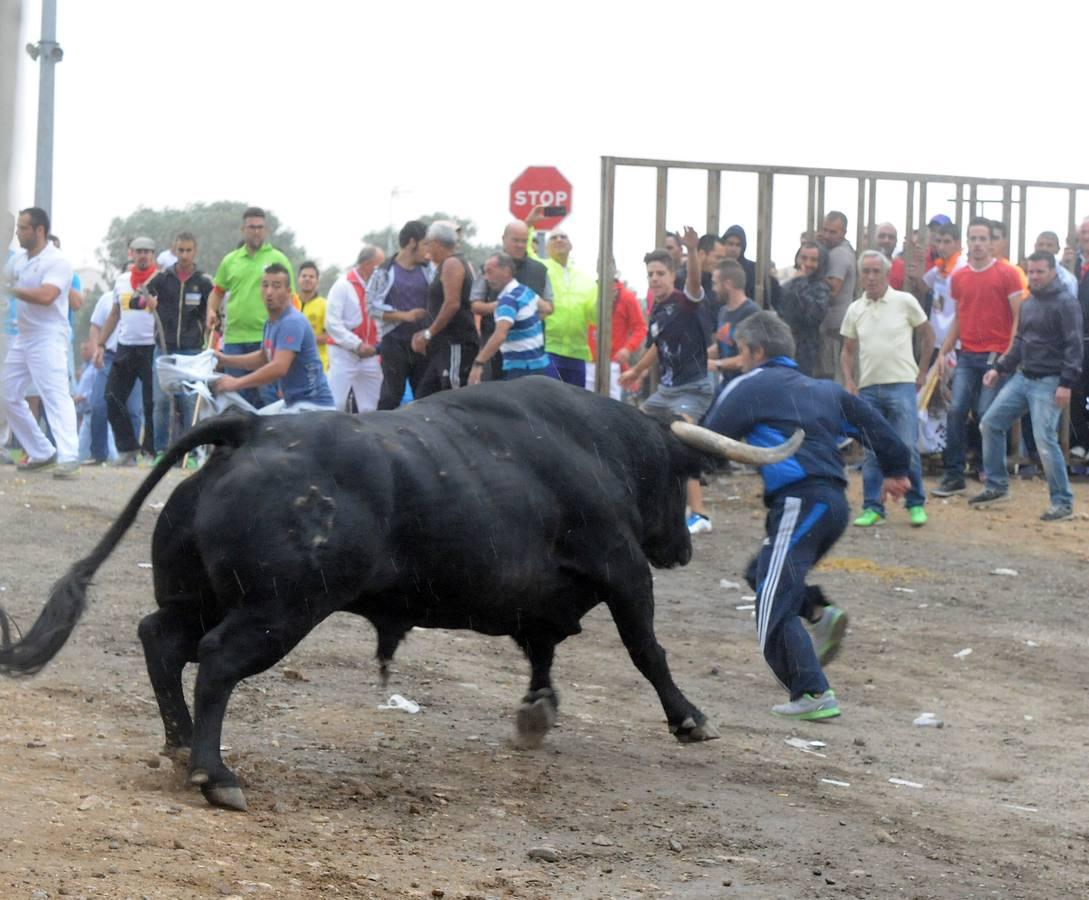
<box><xmin>859</xmin><ymin>382</ymin><xmax>926</xmax><ymax>515</ymax></box>
<box><xmin>153</xmin><ymin>348</ymin><xmax>199</xmax><ymax>452</ymax></box>
<box><xmin>981</xmin><ymin>372</ymin><xmax>1072</xmax><ymax>508</ymax></box>
<box><xmin>222</xmin><ymin>341</ymin><xmax>278</xmax><ymax>409</ymax></box>
<box><xmin>90</xmin><ymin>350</ymin><xmax>143</xmax><ymax>462</ymax></box>
<box><xmin>944</xmin><ymin>351</ymin><xmax>1005</xmax><ymax>480</ymax></box>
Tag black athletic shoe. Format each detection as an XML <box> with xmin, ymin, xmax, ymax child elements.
<box><xmin>968</xmin><ymin>487</ymin><xmax>1009</xmax><ymax>507</ymax></box>
<box><xmin>932</xmin><ymin>477</ymin><xmax>966</xmax><ymax>497</ymax></box>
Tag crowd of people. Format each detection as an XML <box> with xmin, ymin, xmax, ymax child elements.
<box><xmin>3</xmin><ymin>203</ymin><xmax>1089</xmax><ymax>526</ymax></box>
<box><xmin>4</xmin><ymin>197</ymin><xmax>1089</xmax><ymax>723</ymax></box>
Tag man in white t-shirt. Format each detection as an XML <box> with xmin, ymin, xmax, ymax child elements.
<box><xmin>0</xmin><ymin>207</ymin><xmax>79</xmax><ymax>478</ymax></box>
<box><xmin>86</xmin><ymin>289</ymin><xmax>143</xmax><ymax>463</ymax></box>
<box><xmin>94</xmin><ymin>236</ymin><xmax>159</xmax><ymax>466</ymax></box>
<box><xmin>325</xmin><ymin>245</ymin><xmax>385</xmax><ymax>412</ymax></box>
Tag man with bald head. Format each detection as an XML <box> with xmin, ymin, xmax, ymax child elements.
<box><xmin>470</xmin><ymin>219</ymin><xmax>552</xmax><ymax>380</ymax></box>
<box><xmin>875</xmin><ymin>223</ymin><xmax>898</xmax><ymax>261</ymax></box>
<box><xmin>1035</xmin><ymin>231</ymin><xmax>1077</xmax><ymax>296</ymax></box>
<box><xmin>876</xmin><ymin>222</ymin><xmax>911</xmax><ymax>292</ymax></box>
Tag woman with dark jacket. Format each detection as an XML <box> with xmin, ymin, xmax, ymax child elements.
<box><xmin>772</xmin><ymin>241</ymin><xmax>828</xmax><ymax>377</ymax></box>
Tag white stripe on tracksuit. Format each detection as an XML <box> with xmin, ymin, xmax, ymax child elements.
<box><xmin>757</xmin><ymin>495</ymin><xmax>802</xmax><ymax>653</ymax></box>
<box><xmin>449</xmin><ymin>343</ymin><xmax>463</xmax><ymax>389</ymax></box>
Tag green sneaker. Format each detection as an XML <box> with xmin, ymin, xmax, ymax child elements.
<box><xmin>810</xmin><ymin>605</ymin><xmax>848</xmax><ymax>665</ymax></box>
<box><xmin>908</xmin><ymin>506</ymin><xmax>928</xmax><ymax>527</ymax></box>
<box><xmin>152</xmin><ymin>452</ymin><xmax>166</xmax><ymax>467</ymax></box>
<box><xmin>772</xmin><ymin>690</ymin><xmax>840</xmax><ymax>720</ymax></box>
<box><xmin>852</xmin><ymin>508</ymin><xmax>884</xmax><ymax>527</ymax></box>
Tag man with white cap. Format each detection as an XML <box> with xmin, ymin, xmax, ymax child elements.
<box><xmin>94</xmin><ymin>236</ymin><xmax>160</xmax><ymax>465</ymax></box>
<box><xmin>0</xmin><ymin>207</ymin><xmax>80</xmax><ymax>478</ymax></box>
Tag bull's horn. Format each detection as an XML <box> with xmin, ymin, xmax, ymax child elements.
<box><xmin>670</xmin><ymin>422</ymin><xmax>805</xmax><ymax>465</ymax></box>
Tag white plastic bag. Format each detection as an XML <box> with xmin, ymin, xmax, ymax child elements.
<box><xmin>155</xmin><ymin>349</ymin><xmax>218</xmax><ymax>393</ymax></box>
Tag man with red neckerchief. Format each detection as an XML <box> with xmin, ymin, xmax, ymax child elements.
<box><xmin>325</xmin><ymin>245</ymin><xmax>386</xmax><ymax>413</ymax></box>
<box><xmin>95</xmin><ymin>236</ymin><xmax>160</xmax><ymax>466</ymax></box>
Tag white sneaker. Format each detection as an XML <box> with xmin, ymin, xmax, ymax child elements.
<box><xmin>1071</xmin><ymin>445</ymin><xmax>1087</xmax><ymax>460</ymax></box>
<box><xmin>687</xmin><ymin>513</ymin><xmax>713</xmax><ymax>534</ymax></box>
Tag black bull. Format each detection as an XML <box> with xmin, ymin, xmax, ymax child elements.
<box><xmin>0</xmin><ymin>377</ymin><xmax>801</xmax><ymax>811</ymax></box>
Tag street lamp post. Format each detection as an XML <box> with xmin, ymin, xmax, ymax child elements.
<box><xmin>26</xmin><ymin>0</ymin><xmax>63</xmax><ymax>216</ymax></box>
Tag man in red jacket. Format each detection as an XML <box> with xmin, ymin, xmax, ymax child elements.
<box><xmin>587</xmin><ymin>277</ymin><xmax>647</xmax><ymax>399</ymax></box>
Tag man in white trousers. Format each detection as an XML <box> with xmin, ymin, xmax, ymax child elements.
<box><xmin>325</xmin><ymin>245</ymin><xmax>385</xmax><ymax>412</ymax></box>
<box><xmin>0</xmin><ymin>207</ymin><xmax>79</xmax><ymax>478</ymax></box>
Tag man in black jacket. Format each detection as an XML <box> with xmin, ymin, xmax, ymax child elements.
<box><xmin>971</xmin><ymin>251</ymin><xmax>1083</xmax><ymax>521</ymax></box>
<box><xmin>146</xmin><ymin>232</ymin><xmax>212</xmax><ymax>454</ymax></box>
<box><xmin>1068</xmin><ymin>218</ymin><xmax>1089</xmax><ymax>457</ymax></box>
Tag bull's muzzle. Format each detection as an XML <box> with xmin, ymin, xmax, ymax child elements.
<box><xmin>670</xmin><ymin>422</ymin><xmax>805</xmax><ymax>466</ymax></box>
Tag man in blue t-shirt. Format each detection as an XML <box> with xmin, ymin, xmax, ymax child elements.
<box><xmin>709</xmin><ymin>259</ymin><xmax>758</xmax><ymax>389</ymax></box>
<box><xmin>213</xmin><ymin>263</ymin><xmax>334</xmax><ymax>410</ymax></box>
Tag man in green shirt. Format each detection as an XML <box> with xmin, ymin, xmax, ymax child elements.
<box><xmin>527</xmin><ymin>207</ymin><xmax>597</xmax><ymax>387</ymax></box>
<box><xmin>207</xmin><ymin>206</ymin><xmax>294</xmax><ymax>407</ymax></box>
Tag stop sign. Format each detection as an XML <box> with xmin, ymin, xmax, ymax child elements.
<box><xmin>509</xmin><ymin>166</ymin><xmax>572</xmax><ymax>231</ymax></box>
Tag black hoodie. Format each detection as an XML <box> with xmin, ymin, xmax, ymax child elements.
<box><xmin>995</xmin><ymin>274</ymin><xmax>1083</xmax><ymax>387</ymax></box>
<box><xmin>722</xmin><ymin>224</ymin><xmax>781</xmax><ymax>308</ymax></box>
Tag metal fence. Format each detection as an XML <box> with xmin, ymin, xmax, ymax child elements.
<box><xmin>593</xmin><ymin>156</ymin><xmax>1089</xmax><ymax>396</ymax></box>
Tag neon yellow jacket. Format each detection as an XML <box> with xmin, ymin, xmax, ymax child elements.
<box><xmin>529</xmin><ymin>228</ymin><xmax>598</xmax><ymax>360</ymax></box>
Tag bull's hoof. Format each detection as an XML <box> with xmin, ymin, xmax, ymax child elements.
<box><xmin>201</xmin><ymin>783</ymin><xmax>248</xmax><ymax>812</ymax></box>
<box><xmin>513</xmin><ymin>697</ymin><xmax>557</xmax><ymax>750</ymax></box>
<box><xmin>671</xmin><ymin>716</ymin><xmax>720</xmax><ymax>743</ymax></box>
<box><xmin>162</xmin><ymin>744</ymin><xmax>191</xmax><ymax>765</ymax></box>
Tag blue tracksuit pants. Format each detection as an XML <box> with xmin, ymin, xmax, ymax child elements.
<box><xmin>745</xmin><ymin>479</ymin><xmax>848</xmax><ymax>700</ymax></box>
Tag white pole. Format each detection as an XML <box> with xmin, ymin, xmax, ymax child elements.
<box><xmin>0</xmin><ymin>0</ymin><xmax>22</xmax><ymax>222</ymax></box>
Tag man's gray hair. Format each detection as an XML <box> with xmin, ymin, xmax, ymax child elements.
<box><xmin>426</xmin><ymin>221</ymin><xmax>459</xmax><ymax>249</ymax></box>
<box><xmin>489</xmin><ymin>251</ymin><xmax>516</xmax><ymax>272</ymax></box>
<box><xmin>858</xmin><ymin>249</ymin><xmax>890</xmax><ymax>275</ymax></box>
<box><xmin>733</xmin><ymin>311</ymin><xmax>796</xmax><ymax>361</ymax></box>
<box><xmin>356</xmin><ymin>244</ymin><xmax>381</xmax><ymax>266</ymax></box>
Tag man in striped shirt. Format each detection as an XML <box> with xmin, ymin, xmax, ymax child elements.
<box><xmin>469</xmin><ymin>252</ymin><xmax>555</xmax><ymax>384</ymax></box>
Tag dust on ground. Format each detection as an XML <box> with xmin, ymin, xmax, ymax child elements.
<box><xmin>0</xmin><ymin>463</ymin><xmax>1087</xmax><ymax>899</ymax></box>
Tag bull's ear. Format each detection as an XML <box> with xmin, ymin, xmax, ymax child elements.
<box><xmin>671</xmin><ymin>422</ymin><xmax>804</xmax><ymax>466</ymax></box>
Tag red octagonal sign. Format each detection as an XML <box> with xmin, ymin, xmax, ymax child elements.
<box><xmin>509</xmin><ymin>166</ymin><xmax>572</xmax><ymax>231</ymax></box>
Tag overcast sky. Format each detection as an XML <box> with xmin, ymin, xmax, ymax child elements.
<box><xmin>8</xmin><ymin>0</ymin><xmax>1089</xmax><ymax>289</ymax></box>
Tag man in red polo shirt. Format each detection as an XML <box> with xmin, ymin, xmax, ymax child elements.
<box><xmin>932</xmin><ymin>218</ymin><xmax>1026</xmax><ymax>496</ymax></box>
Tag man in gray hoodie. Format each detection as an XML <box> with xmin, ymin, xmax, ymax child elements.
<box><xmin>971</xmin><ymin>250</ymin><xmax>1083</xmax><ymax>521</ymax></box>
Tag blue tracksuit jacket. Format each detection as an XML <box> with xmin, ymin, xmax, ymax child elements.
<box><xmin>702</xmin><ymin>357</ymin><xmax>911</xmax><ymax>503</ymax></box>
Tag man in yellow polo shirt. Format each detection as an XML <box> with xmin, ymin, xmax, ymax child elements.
<box><xmin>296</xmin><ymin>260</ymin><xmax>329</xmax><ymax>370</ymax></box>
<box><xmin>207</xmin><ymin>206</ymin><xmax>294</xmax><ymax>407</ymax></box>
<box><xmin>840</xmin><ymin>250</ymin><xmax>935</xmax><ymax>528</ymax></box>
<box><xmin>527</xmin><ymin>209</ymin><xmax>597</xmax><ymax>387</ymax></box>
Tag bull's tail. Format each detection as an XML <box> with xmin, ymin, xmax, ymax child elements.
<box><xmin>0</xmin><ymin>413</ymin><xmax>256</xmax><ymax>677</ymax></box>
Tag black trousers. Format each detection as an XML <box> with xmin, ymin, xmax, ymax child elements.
<box><xmin>415</xmin><ymin>341</ymin><xmax>478</xmax><ymax>399</ymax></box>
<box><xmin>377</xmin><ymin>336</ymin><xmax>428</xmax><ymax>410</ymax></box>
<box><xmin>1070</xmin><ymin>343</ymin><xmax>1089</xmax><ymax>450</ymax></box>
<box><xmin>106</xmin><ymin>343</ymin><xmax>155</xmax><ymax>454</ymax></box>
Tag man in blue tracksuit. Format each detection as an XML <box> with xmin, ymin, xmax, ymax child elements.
<box><xmin>703</xmin><ymin>312</ymin><xmax>911</xmax><ymax>720</ymax></box>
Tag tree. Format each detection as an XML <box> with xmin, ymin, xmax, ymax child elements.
<box><xmin>98</xmin><ymin>201</ymin><xmax>312</xmax><ymax>281</ymax></box>
<box><xmin>361</xmin><ymin>212</ymin><xmax>499</xmax><ymax>272</ymax></box>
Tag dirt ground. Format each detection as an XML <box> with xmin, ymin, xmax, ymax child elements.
<box><xmin>0</xmin><ymin>460</ymin><xmax>1088</xmax><ymax>900</ymax></box>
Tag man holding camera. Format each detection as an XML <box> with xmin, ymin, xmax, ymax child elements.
<box><xmin>94</xmin><ymin>236</ymin><xmax>160</xmax><ymax>466</ymax></box>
